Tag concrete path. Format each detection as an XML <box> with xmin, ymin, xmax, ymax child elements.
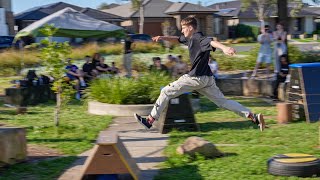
<box><xmin>58</xmin><ymin>116</ymin><xmax>169</xmax><ymax>180</ymax></box>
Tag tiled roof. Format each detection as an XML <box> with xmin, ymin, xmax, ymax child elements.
<box><xmin>80</xmin><ymin>8</ymin><xmax>122</xmax><ymax>21</ymax></box>
<box><xmin>14</xmin><ymin>1</ymin><xmax>122</xmax><ymax>22</ymax></box>
<box><xmin>165</xmin><ymin>2</ymin><xmax>218</xmax><ymax>14</ymax></box>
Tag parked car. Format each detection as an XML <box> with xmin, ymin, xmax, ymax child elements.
<box><xmin>0</xmin><ymin>36</ymin><xmax>14</xmax><ymax>49</ymax></box>
<box><xmin>129</xmin><ymin>34</ymin><xmax>152</xmax><ymax>42</ymax></box>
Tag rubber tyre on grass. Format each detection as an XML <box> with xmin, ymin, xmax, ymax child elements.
<box><xmin>267</xmin><ymin>153</ymin><xmax>320</xmax><ymax>177</ymax></box>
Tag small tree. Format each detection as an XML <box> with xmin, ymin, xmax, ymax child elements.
<box><xmin>38</xmin><ymin>24</ymin><xmax>73</xmax><ymax>126</ymax></box>
<box><xmin>97</xmin><ymin>3</ymin><xmax>110</xmax><ymax>10</ymax></box>
<box><xmin>241</xmin><ymin>0</ymin><xmax>277</xmax><ymax>21</ymax></box>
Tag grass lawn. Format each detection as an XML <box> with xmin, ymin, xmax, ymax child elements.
<box><xmin>231</xmin><ymin>43</ymin><xmax>259</xmax><ymax>47</ymax></box>
<box><xmin>0</xmin><ymin>100</ymin><xmax>113</xmax><ymax>179</ymax></box>
<box><xmin>292</xmin><ymin>38</ymin><xmax>320</xmax><ymax>43</ymax></box>
<box><xmin>155</xmin><ymin>97</ymin><xmax>320</xmax><ymax>180</ymax></box>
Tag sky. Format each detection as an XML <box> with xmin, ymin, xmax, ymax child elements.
<box><xmin>12</xmin><ymin>0</ymin><xmax>317</xmax><ymax>14</ymax></box>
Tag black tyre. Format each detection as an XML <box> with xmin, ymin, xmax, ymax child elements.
<box><xmin>267</xmin><ymin>153</ymin><xmax>320</xmax><ymax>177</ymax></box>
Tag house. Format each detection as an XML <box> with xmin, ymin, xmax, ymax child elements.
<box><xmin>103</xmin><ymin>0</ymin><xmax>218</xmax><ymax>36</ymax></box>
<box><xmin>208</xmin><ymin>0</ymin><xmax>320</xmax><ymax>39</ymax></box>
<box><xmin>0</xmin><ymin>0</ymin><xmax>14</xmax><ymax>35</ymax></box>
<box><xmin>14</xmin><ymin>2</ymin><xmax>123</xmax><ymax>31</ymax></box>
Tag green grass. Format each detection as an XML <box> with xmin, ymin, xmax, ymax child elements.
<box><xmin>0</xmin><ymin>157</ymin><xmax>77</xmax><ymax>180</ymax></box>
<box><xmin>231</xmin><ymin>42</ymin><xmax>259</xmax><ymax>47</ymax></box>
<box><xmin>292</xmin><ymin>38</ymin><xmax>320</xmax><ymax>43</ymax></box>
<box><xmin>0</xmin><ymin>101</ymin><xmax>113</xmax><ymax>179</ymax></box>
<box><xmin>155</xmin><ymin>97</ymin><xmax>320</xmax><ymax>180</ymax></box>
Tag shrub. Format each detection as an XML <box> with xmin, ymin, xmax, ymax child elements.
<box><xmin>233</xmin><ymin>24</ymin><xmax>259</xmax><ymax>39</ymax></box>
<box><xmin>133</xmin><ymin>42</ymin><xmax>164</xmax><ymax>53</ymax></box>
<box><xmin>99</xmin><ymin>43</ymin><xmax>123</xmax><ymax>55</ymax></box>
<box><xmin>0</xmin><ymin>49</ymin><xmax>40</xmax><ymax>69</ymax></box>
<box><xmin>0</xmin><ymin>42</ymin><xmax>165</xmax><ymax>75</ymax></box>
<box><xmin>87</xmin><ymin>72</ymin><xmax>172</xmax><ymax>104</ymax></box>
<box><xmin>224</xmin><ymin>39</ymin><xmax>233</xmax><ymax>44</ymax></box>
<box><xmin>232</xmin><ymin>37</ymin><xmax>253</xmax><ymax>44</ymax></box>
<box><xmin>132</xmin><ymin>58</ymin><xmax>149</xmax><ymax>72</ymax></box>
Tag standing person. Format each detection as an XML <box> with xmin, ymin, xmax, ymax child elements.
<box><xmin>273</xmin><ymin>22</ymin><xmax>287</xmax><ymax>74</ymax></box>
<box><xmin>272</xmin><ymin>54</ymin><xmax>289</xmax><ymax>100</ymax></box>
<box><xmin>251</xmin><ymin>22</ymin><xmax>273</xmax><ymax>78</ymax></box>
<box><xmin>134</xmin><ymin>16</ymin><xmax>266</xmax><ymax>131</ymax></box>
<box><xmin>123</xmin><ymin>32</ymin><xmax>133</xmax><ymax>77</ymax></box>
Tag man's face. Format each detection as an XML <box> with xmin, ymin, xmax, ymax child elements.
<box><xmin>155</xmin><ymin>60</ymin><xmax>161</xmax><ymax>67</ymax></box>
<box><xmin>280</xmin><ymin>58</ymin><xmax>287</xmax><ymax>64</ymax></box>
<box><xmin>181</xmin><ymin>25</ymin><xmax>194</xmax><ymax>38</ymax></box>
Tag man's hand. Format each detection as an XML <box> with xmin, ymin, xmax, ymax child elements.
<box><xmin>152</xmin><ymin>36</ymin><xmax>162</xmax><ymax>42</ymax></box>
<box><xmin>222</xmin><ymin>47</ymin><xmax>236</xmax><ymax>56</ymax></box>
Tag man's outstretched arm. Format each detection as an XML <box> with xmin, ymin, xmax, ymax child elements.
<box><xmin>152</xmin><ymin>36</ymin><xmax>179</xmax><ymax>42</ymax></box>
<box><xmin>210</xmin><ymin>40</ymin><xmax>236</xmax><ymax>56</ymax></box>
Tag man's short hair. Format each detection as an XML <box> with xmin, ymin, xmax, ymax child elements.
<box><xmin>280</xmin><ymin>54</ymin><xmax>287</xmax><ymax>60</ymax></box>
<box><xmin>181</xmin><ymin>15</ymin><xmax>197</xmax><ymax>29</ymax></box>
<box><xmin>152</xmin><ymin>57</ymin><xmax>161</xmax><ymax>62</ymax></box>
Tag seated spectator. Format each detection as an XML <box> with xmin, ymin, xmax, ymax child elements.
<box><xmin>172</xmin><ymin>55</ymin><xmax>188</xmax><ymax>78</ymax></box>
<box><xmin>65</xmin><ymin>58</ymin><xmax>86</xmax><ymax>99</ymax></box>
<box><xmin>96</xmin><ymin>57</ymin><xmax>111</xmax><ymax>74</ymax></box>
<box><xmin>65</xmin><ymin>58</ymin><xmax>86</xmax><ymax>85</ymax></box>
<box><xmin>149</xmin><ymin>57</ymin><xmax>168</xmax><ymax>73</ymax></box>
<box><xmin>92</xmin><ymin>53</ymin><xmax>101</xmax><ymax>68</ymax></box>
<box><xmin>272</xmin><ymin>54</ymin><xmax>289</xmax><ymax>100</ymax></box>
<box><xmin>82</xmin><ymin>55</ymin><xmax>96</xmax><ymax>81</ymax></box>
<box><xmin>208</xmin><ymin>55</ymin><xmax>219</xmax><ymax>79</ymax></box>
<box><xmin>164</xmin><ymin>55</ymin><xmax>176</xmax><ymax>74</ymax></box>
<box><xmin>109</xmin><ymin>62</ymin><xmax>120</xmax><ymax>75</ymax></box>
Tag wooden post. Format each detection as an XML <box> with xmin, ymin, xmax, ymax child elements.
<box><xmin>277</xmin><ymin>102</ymin><xmax>292</xmax><ymax>124</ymax></box>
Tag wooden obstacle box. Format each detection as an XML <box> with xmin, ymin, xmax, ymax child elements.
<box><xmin>81</xmin><ymin>131</ymin><xmax>139</xmax><ymax>180</ymax></box>
<box><xmin>154</xmin><ymin>93</ymin><xmax>199</xmax><ymax>134</ymax></box>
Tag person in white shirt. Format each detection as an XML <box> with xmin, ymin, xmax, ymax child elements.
<box><xmin>208</xmin><ymin>54</ymin><xmax>219</xmax><ymax>79</ymax></box>
<box><xmin>252</xmin><ymin>22</ymin><xmax>273</xmax><ymax>78</ymax></box>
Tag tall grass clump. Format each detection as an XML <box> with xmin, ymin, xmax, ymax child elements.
<box><xmin>87</xmin><ymin>72</ymin><xmax>172</xmax><ymax>104</ymax></box>
<box><xmin>0</xmin><ymin>49</ymin><xmax>40</xmax><ymax>69</ymax></box>
<box><xmin>133</xmin><ymin>42</ymin><xmax>164</xmax><ymax>53</ymax></box>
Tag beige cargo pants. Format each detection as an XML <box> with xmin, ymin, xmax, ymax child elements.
<box><xmin>150</xmin><ymin>74</ymin><xmax>251</xmax><ymax>120</ymax></box>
